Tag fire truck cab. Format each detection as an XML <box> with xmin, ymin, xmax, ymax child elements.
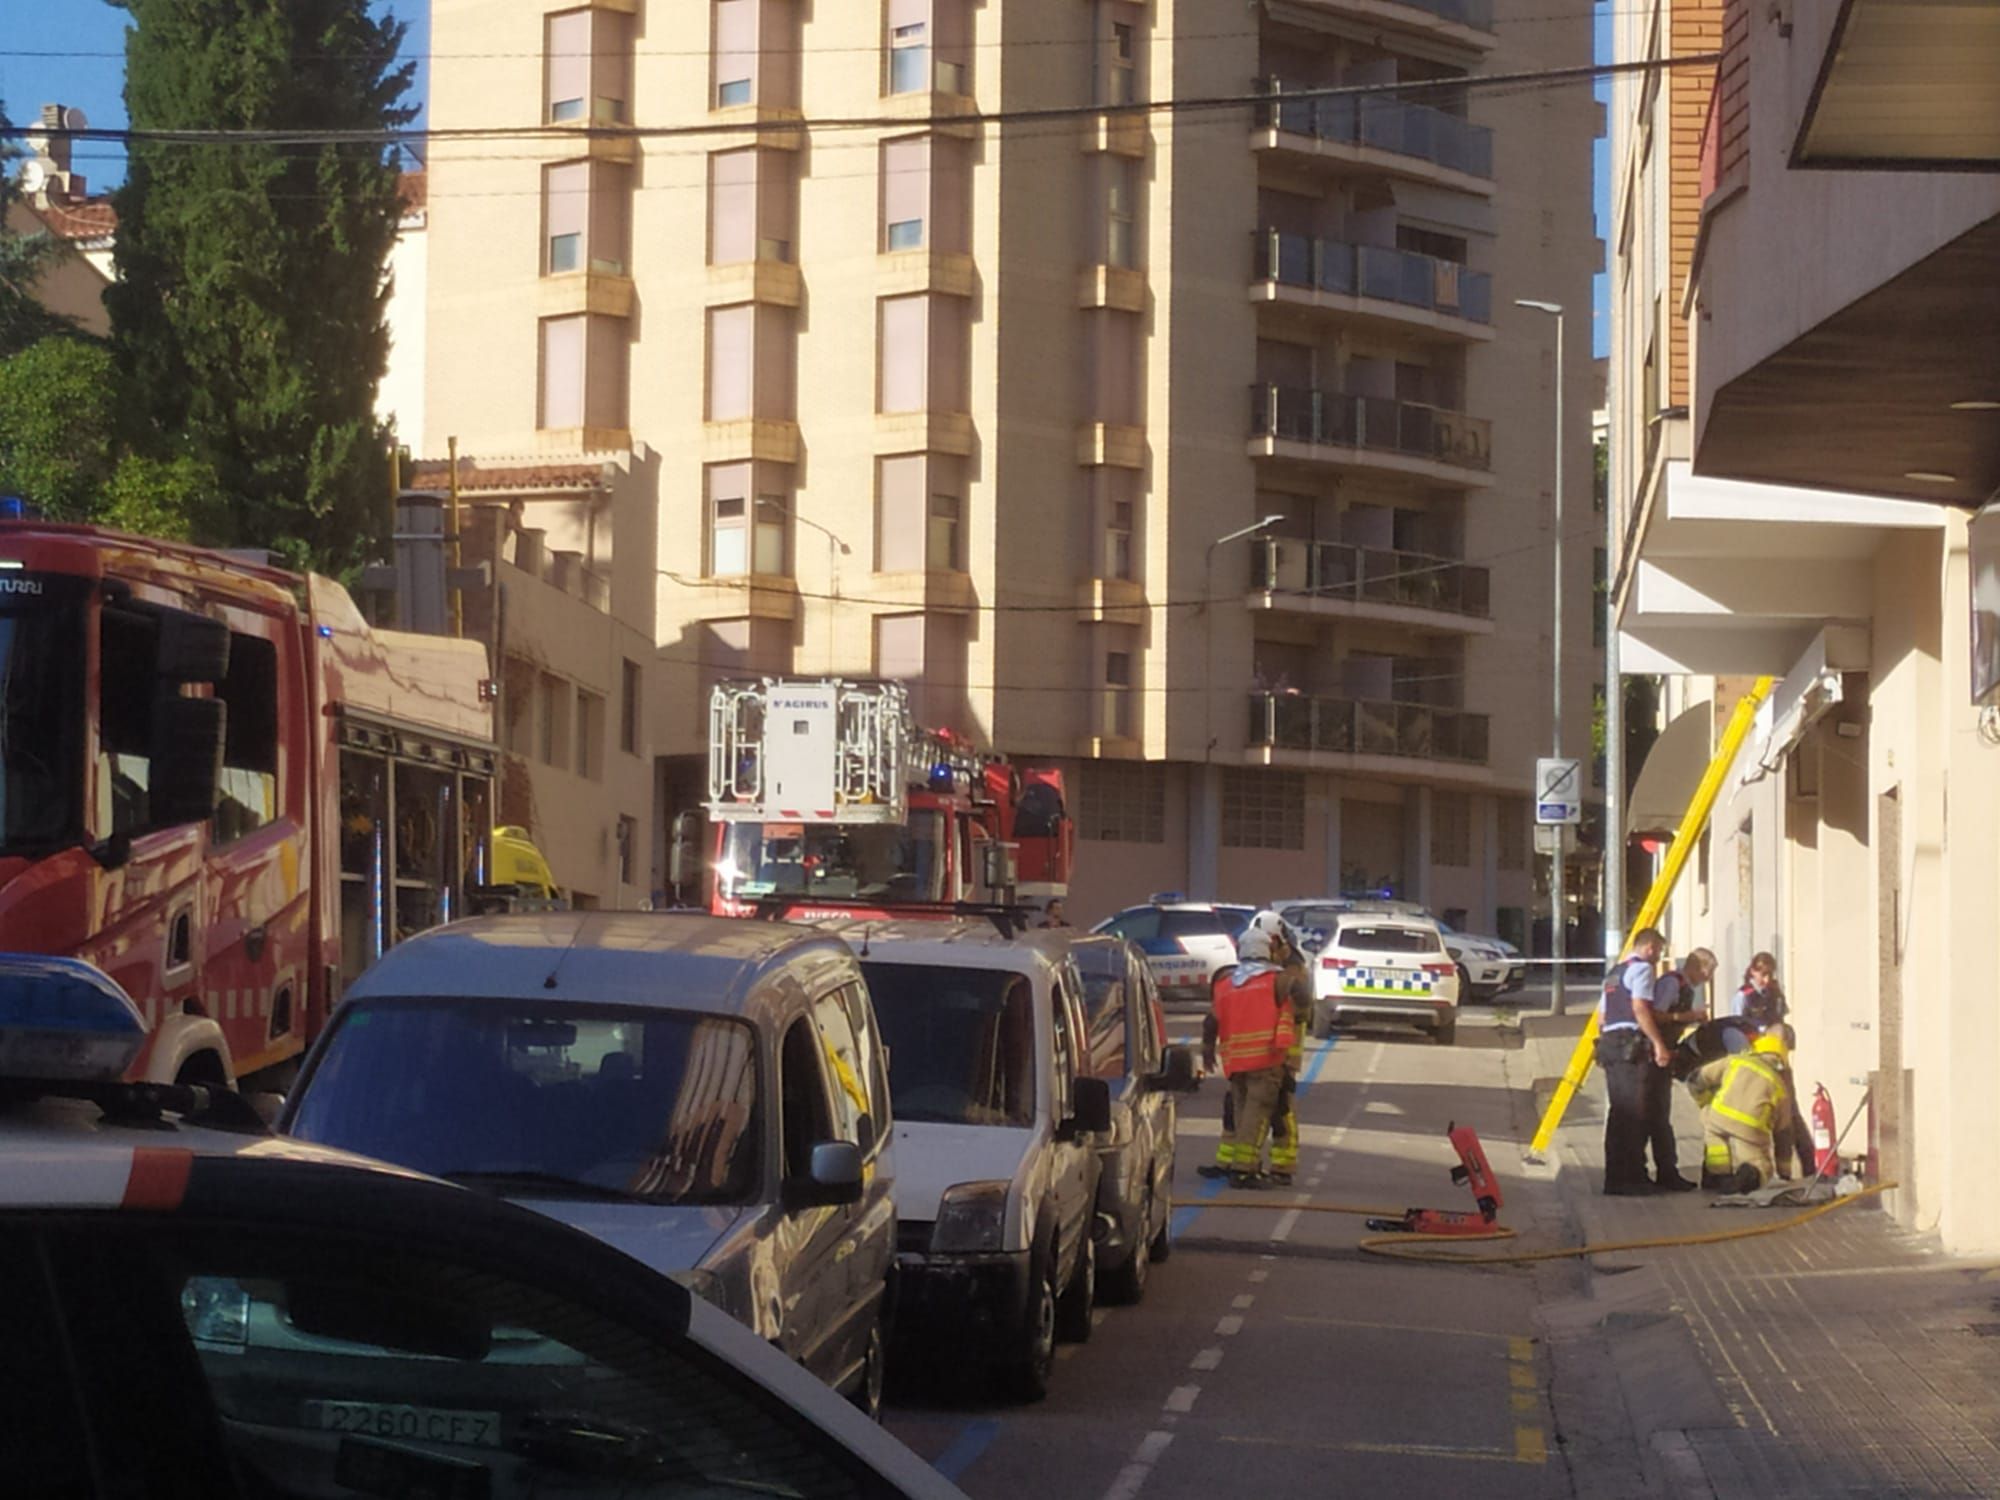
<box><xmin>704</xmin><ymin>679</ymin><xmax>1070</xmax><ymax>920</ymax></box>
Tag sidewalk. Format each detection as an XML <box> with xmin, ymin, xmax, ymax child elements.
<box><xmin>1515</xmin><ymin>1012</ymin><xmax>2000</xmax><ymax>1498</ymax></box>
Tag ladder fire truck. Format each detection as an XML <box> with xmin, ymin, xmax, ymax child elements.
<box><xmin>703</xmin><ymin>679</ymin><xmax>1072</xmax><ymax>921</ymax></box>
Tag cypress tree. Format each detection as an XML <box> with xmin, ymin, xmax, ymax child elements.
<box><xmin>108</xmin><ymin>1</ymin><xmax>415</xmax><ymax>571</ymax></box>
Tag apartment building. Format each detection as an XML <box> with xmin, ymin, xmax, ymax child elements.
<box><xmin>1611</xmin><ymin>0</ymin><xmax>2000</xmax><ymax>1250</ymax></box>
<box><xmin>422</xmin><ymin>0</ymin><xmax>1599</xmax><ymax>936</ymax></box>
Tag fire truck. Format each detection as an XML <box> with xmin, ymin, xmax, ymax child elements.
<box><xmin>703</xmin><ymin>678</ymin><xmax>1072</xmax><ymax>920</ymax></box>
<box><xmin>0</xmin><ymin>521</ymin><xmax>504</xmax><ymax>1091</ymax></box>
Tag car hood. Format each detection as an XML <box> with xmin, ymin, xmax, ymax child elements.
<box><xmin>509</xmin><ymin>1198</ymin><xmax>753</xmax><ymax>1275</ymax></box>
<box><xmin>890</xmin><ymin>1120</ymin><xmax>1034</xmax><ymax>1224</ymax></box>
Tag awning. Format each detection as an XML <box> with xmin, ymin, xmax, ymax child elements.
<box><xmin>1744</xmin><ymin>625</ymin><xmax>1867</xmax><ymax>780</ymax></box>
<box><xmin>1626</xmin><ymin>702</ymin><xmax>1713</xmax><ymax>840</ymax></box>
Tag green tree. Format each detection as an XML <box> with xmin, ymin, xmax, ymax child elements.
<box><xmin>108</xmin><ymin>0</ymin><xmax>414</xmax><ymax>571</ymax></box>
<box><xmin>0</xmin><ymin>99</ymin><xmax>80</xmax><ymax>357</ymax></box>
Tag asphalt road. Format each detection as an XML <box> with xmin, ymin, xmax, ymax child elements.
<box><xmin>886</xmin><ymin>1006</ymin><xmax>1576</xmax><ymax>1500</ymax></box>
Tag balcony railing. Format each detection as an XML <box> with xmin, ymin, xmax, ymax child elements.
<box><xmin>1257</xmin><ymin>82</ymin><xmax>1494</xmax><ymax>181</ymax></box>
<box><xmin>1250</xmin><ymin>384</ymin><xmax>1492</xmax><ymax>472</ymax></box>
<box><xmin>1253</xmin><ymin>231</ymin><xmax>1492</xmax><ymax>324</ymax></box>
<box><xmin>1248</xmin><ymin>694</ymin><xmax>1490</xmax><ymax>765</ymax></box>
<box><xmin>1251</xmin><ymin>538</ymin><xmax>1491</xmax><ymax>618</ymax></box>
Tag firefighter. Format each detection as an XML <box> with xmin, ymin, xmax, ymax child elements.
<box><xmin>1690</xmin><ymin>1032</ymin><xmax>1792</xmax><ymax>1193</ymax></box>
<box><xmin>1199</xmin><ymin>914</ymin><xmax>1309</xmax><ymax>1183</ymax></box>
<box><xmin>1207</xmin><ymin>924</ymin><xmax>1297</xmax><ymax>1190</ymax></box>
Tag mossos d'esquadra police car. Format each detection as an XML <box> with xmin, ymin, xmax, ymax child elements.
<box><xmin>0</xmin><ymin>954</ymin><xmax>968</xmax><ymax>1500</ymax></box>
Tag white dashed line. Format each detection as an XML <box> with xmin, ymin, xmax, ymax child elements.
<box><xmin>1191</xmin><ymin>1347</ymin><xmax>1224</xmax><ymax>1371</ymax></box>
<box><xmin>1216</xmin><ymin>1314</ymin><xmax>1244</xmax><ymax>1337</ymax></box>
<box><xmin>1101</xmin><ymin>1431</ymin><xmax>1176</xmax><ymax>1500</ymax></box>
<box><xmin>1232</xmin><ymin>1293</ymin><xmax>1256</xmax><ymax>1310</ymax></box>
<box><xmin>1249</xmin><ymin>1269</ymin><xmax>1269</xmax><ymax>1283</ymax></box>
<box><xmin>1165</xmin><ymin>1385</ymin><xmax>1202</xmax><ymax>1414</ymax></box>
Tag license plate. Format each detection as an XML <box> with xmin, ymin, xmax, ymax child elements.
<box><xmin>306</xmin><ymin>1400</ymin><xmax>503</xmax><ymax>1449</ymax></box>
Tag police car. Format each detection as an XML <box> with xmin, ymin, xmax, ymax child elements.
<box><xmin>1091</xmin><ymin>896</ymin><xmax>1257</xmax><ymax>1003</ymax></box>
<box><xmin>1303</xmin><ymin>911</ymin><xmax>1463</xmax><ymax>1045</ymax></box>
<box><xmin>0</xmin><ymin>955</ymin><xmax>967</xmax><ymax>1500</ymax></box>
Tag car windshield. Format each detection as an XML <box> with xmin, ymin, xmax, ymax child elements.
<box><xmin>1338</xmin><ymin>925</ymin><xmax>1445</xmax><ymax>956</ymax></box>
<box><xmin>859</xmin><ymin>961</ymin><xmax>1035</xmax><ymax>1127</ymax></box>
<box><xmin>718</xmin><ymin>810</ymin><xmax>945</xmax><ymax>903</ymax></box>
<box><xmin>288</xmin><ymin>1000</ymin><xmax>762</xmax><ymax>1205</ymax></box>
<box><xmin>0</xmin><ymin>590</ymin><xmax>85</xmax><ymax>857</ymax></box>
<box><xmin>1280</xmin><ymin>905</ymin><xmax>1346</xmax><ymax>945</ymax></box>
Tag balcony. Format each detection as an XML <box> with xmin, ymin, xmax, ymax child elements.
<box><xmin>1253</xmin><ymin>85</ymin><xmax>1494</xmax><ymax>191</ymax></box>
<box><xmin>1248</xmin><ymin>538</ymin><xmax>1492</xmax><ymax>631</ymax></box>
<box><xmin>1286</xmin><ymin>0</ymin><xmax>1495</xmax><ymax>50</ymax></box>
<box><xmin>1246</xmin><ymin>694</ymin><xmax>1490</xmax><ymax>774</ymax></box>
<box><xmin>1249</xmin><ymin>384</ymin><xmax>1493</xmax><ymax>487</ymax></box>
<box><xmin>1251</xmin><ymin>231</ymin><xmax>1493</xmax><ymax>339</ymax></box>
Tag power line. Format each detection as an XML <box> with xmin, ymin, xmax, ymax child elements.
<box><xmin>2</xmin><ymin>54</ymin><xmax>1714</xmax><ymax>151</ymax></box>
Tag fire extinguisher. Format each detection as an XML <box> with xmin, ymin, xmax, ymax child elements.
<box><xmin>1811</xmin><ymin>1083</ymin><xmax>1839</xmax><ymax>1179</ymax></box>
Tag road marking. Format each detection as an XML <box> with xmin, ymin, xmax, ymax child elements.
<box><xmin>1220</xmin><ymin>1435</ymin><xmax>1545</xmax><ymax>1466</ymax></box>
<box><xmin>1509</xmin><ymin>1364</ymin><xmax>1537</xmax><ymax>1391</ymax></box>
<box><xmin>1249</xmin><ymin>1269</ymin><xmax>1269</xmax><ymax>1283</ymax></box>
<box><xmin>1190</xmin><ymin>1347</ymin><xmax>1224</xmax><ymax>1371</ymax></box>
<box><xmin>1232</xmin><ymin>1293</ymin><xmax>1256</xmax><ymax>1310</ymax></box>
<box><xmin>1514</xmin><ymin>1427</ymin><xmax>1549</xmax><ymax>1464</ymax></box>
<box><xmin>1164</xmin><ymin>1385</ymin><xmax>1201</xmax><ymax>1414</ymax></box>
<box><xmin>1512</xmin><ymin>1392</ymin><xmax>1539</xmax><ymax>1416</ymax></box>
<box><xmin>933</xmin><ymin>1419</ymin><xmax>1002</xmax><ymax>1481</ymax></box>
<box><xmin>1101</xmin><ymin>1431</ymin><xmax>1175</xmax><ymax>1500</ymax></box>
<box><xmin>1216</xmin><ymin>1314</ymin><xmax>1244</xmax><ymax>1337</ymax></box>
<box><xmin>1508</xmin><ymin>1336</ymin><xmax>1534</xmax><ymax>1363</ymax></box>
<box><xmin>1282</xmin><ymin>1315</ymin><xmax>1524</xmax><ymax>1343</ymax></box>
<box><xmin>1270</xmin><ymin>1192</ymin><xmax>1309</xmax><ymax>1242</ymax></box>
<box><xmin>1169</xmin><ymin>1171</ymin><xmax>1229</xmax><ymax>1241</ymax></box>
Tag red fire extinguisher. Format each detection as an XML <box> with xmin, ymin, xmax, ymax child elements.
<box><xmin>1811</xmin><ymin>1084</ymin><xmax>1839</xmax><ymax>1178</ymax></box>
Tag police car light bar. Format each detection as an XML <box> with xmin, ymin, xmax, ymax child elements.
<box><xmin>0</xmin><ymin>955</ymin><xmax>149</xmax><ymax>1083</ymax></box>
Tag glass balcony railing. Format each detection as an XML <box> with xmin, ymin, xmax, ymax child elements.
<box><xmin>1249</xmin><ymin>384</ymin><xmax>1492</xmax><ymax>472</ymax></box>
<box><xmin>1250</xmin><ymin>538</ymin><xmax>1491</xmax><ymax>618</ymax></box>
<box><xmin>1247</xmin><ymin>694</ymin><xmax>1490</xmax><ymax>765</ymax></box>
<box><xmin>1257</xmin><ymin>82</ymin><xmax>1495</xmax><ymax>181</ymax></box>
<box><xmin>1253</xmin><ymin>231</ymin><xmax>1493</xmax><ymax>324</ymax></box>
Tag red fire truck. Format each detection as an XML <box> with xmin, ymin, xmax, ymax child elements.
<box><xmin>0</xmin><ymin>522</ymin><xmax>501</xmax><ymax>1091</ymax></box>
<box><xmin>703</xmin><ymin>678</ymin><xmax>1072</xmax><ymax>920</ymax></box>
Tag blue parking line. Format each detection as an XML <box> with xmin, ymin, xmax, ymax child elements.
<box><xmin>1171</xmin><ymin>1034</ymin><xmax>1337</xmax><ymax>1241</ymax></box>
<box><xmin>933</xmin><ymin>1418</ymin><xmax>1002</xmax><ymax>1481</ymax></box>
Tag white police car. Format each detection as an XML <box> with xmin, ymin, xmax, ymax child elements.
<box><xmin>0</xmin><ymin>955</ymin><xmax>968</xmax><ymax>1500</ymax></box>
<box><xmin>1092</xmin><ymin>896</ymin><xmax>1256</xmax><ymax>1003</ymax></box>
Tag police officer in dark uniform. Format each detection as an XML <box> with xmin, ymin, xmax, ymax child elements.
<box><xmin>1597</xmin><ymin>928</ymin><xmax>1695</xmax><ymax>1195</ymax></box>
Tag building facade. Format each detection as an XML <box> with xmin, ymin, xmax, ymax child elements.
<box><xmin>422</xmin><ymin>0</ymin><xmax>1600</xmax><ymax>934</ymax></box>
<box><xmin>1611</xmin><ymin>0</ymin><xmax>2000</xmax><ymax>1250</ymax></box>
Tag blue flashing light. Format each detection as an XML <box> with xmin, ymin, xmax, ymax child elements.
<box><xmin>317</xmin><ymin>624</ymin><xmax>335</xmax><ymax>639</ymax></box>
<box><xmin>930</xmin><ymin>763</ymin><xmax>956</xmax><ymax>790</ymax></box>
<box><xmin>0</xmin><ymin>954</ymin><xmax>148</xmax><ymax>1082</ymax></box>
<box><xmin>1150</xmin><ymin>891</ymin><xmax>1185</xmax><ymax>905</ymax></box>
<box><xmin>0</xmin><ymin>495</ymin><xmax>39</xmax><ymax>521</ymax></box>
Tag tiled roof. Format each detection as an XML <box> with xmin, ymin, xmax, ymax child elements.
<box><xmin>32</xmin><ymin>196</ymin><xmax>117</xmax><ymax>243</ymax></box>
<box><xmin>408</xmin><ymin>457</ymin><xmax>613</xmax><ymax>494</ymax></box>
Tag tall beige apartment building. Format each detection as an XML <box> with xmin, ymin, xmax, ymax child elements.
<box><xmin>423</xmin><ymin>0</ymin><xmax>1598</xmax><ymax>934</ymax></box>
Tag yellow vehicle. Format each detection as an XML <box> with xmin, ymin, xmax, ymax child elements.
<box><xmin>479</xmin><ymin>825</ymin><xmax>565</xmax><ymax>911</ymax></box>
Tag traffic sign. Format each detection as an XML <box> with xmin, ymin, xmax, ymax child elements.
<box><xmin>1535</xmin><ymin>756</ymin><xmax>1582</xmax><ymax>825</ymax></box>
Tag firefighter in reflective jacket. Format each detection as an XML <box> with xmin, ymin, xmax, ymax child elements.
<box><xmin>1690</xmin><ymin>1033</ymin><xmax>1792</xmax><ymax>1193</ymax></box>
<box><xmin>1209</xmin><ymin>925</ymin><xmax>1298</xmax><ymax>1190</ymax></box>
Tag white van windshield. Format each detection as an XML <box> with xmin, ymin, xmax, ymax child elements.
<box><xmin>860</xmin><ymin>962</ymin><xmax>1036</xmax><ymax>1127</ymax></box>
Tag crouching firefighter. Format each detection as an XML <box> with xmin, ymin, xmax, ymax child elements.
<box><xmin>1206</xmin><ymin>925</ymin><xmax>1299</xmax><ymax>1189</ymax></box>
<box><xmin>1689</xmin><ymin>1033</ymin><xmax>1794</xmax><ymax>1193</ymax></box>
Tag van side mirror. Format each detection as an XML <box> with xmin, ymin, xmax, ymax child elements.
<box><xmin>783</xmin><ymin>1141</ymin><xmax>864</xmax><ymax>1211</ymax></box>
<box><xmin>1151</xmin><ymin>1045</ymin><xmax>1199</xmax><ymax>1094</ymax></box>
<box><xmin>149</xmin><ymin>696</ymin><xmax>226</xmax><ymax>827</ymax></box>
<box><xmin>1068</xmin><ymin>1076</ymin><xmax>1113</xmax><ymax>1136</ymax></box>
<box><xmin>157</xmin><ymin>609</ymin><xmax>231</xmax><ymax>684</ymax></box>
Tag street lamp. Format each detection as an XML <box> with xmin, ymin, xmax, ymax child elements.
<box><xmin>1517</xmin><ymin>297</ymin><xmax>1567</xmax><ymax>1014</ymax></box>
<box><xmin>756</xmin><ymin>498</ymin><xmax>850</xmax><ymax>674</ymax></box>
<box><xmin>1194</xmin><ymin>512</ymin><xmax>1283</xmax><ymax>899</ymax></box>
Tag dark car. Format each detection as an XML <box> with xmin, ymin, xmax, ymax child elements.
<box><xmin>1069</xmin><ymin>935</ymin><xmax>1198</xmax><ymax>1304</ymax></box>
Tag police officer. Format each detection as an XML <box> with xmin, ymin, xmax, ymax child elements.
<box><xmin>1643</xmin><ymin>947</ymin><xmax>1714</xmax><ymax>1191</ymax></box>
<box><xmin>1597</xmin><ymin>928</ymin><xmax>1692</xmax><ymax>1195</ymax></box>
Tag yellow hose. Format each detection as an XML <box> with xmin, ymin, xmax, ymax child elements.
<box><xmin>1195</xmin><ymin>1183</ymin><xmax>1896</xmax><ymax>1265</ymax></box>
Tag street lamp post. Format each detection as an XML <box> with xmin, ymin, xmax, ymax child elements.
<box><xmin>757</xmin><ymin>498</ymin><xmax>850</xmax><ymax>675</ymax></box>
<box><xmin>1517</xmin><ymin>298</ymin><xmax>1566</xmax><ymax>1015</ymax></box>
<box><xmin>1195</xmin><ymin>514</ymin><xmax>1284</xmax><ymax>900</ymax></box>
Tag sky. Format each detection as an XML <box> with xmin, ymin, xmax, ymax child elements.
<box><xmin>3</xmin><ymin>1</ymin><xmax>1611</xmax><ymax>358</ymax></box>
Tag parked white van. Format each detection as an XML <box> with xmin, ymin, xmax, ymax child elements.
<box><xmin>816</xmin><ymin>920</ymin><xmax>1110</xmax><ymax>1402</ymax></box>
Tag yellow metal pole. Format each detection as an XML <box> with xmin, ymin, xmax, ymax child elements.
<box><xmin>447</xmin><ymin>434</ymin><xmax>464</xmax><ymax>639</ymax></box>
<box><xmin>1526</xmin><ymin>675</ymin><xmax>1775</xmax><ymax>1160</ymax></box>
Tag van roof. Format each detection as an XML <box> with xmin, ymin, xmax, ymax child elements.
<box><xmin>343</xmin><ymin>912</ymin><xmax>856</xmax><ymax>1015</ymax></box>
<box><xmin>811</xmin><ymin>917</ymin><xmax>1072</xmax><ymax>975</ymax></box>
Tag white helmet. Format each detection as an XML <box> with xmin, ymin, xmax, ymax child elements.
<box><xmin>1236</xmin><ymin>925</ymin><xmax>1274</xmax><ymax>964</ymax></box>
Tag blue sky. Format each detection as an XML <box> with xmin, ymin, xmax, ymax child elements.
<box><xmin>5</xmin><ymin>1</ymin><xmax>1609</xmax><ymax>356</ymax></box>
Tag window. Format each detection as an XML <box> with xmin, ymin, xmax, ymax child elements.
<box><xmin>214</xmin><ymin>633</ymin><xmax>279</xmax><ymax>844</ymax></box>
<box><xmin>708</xmin><ymin>149</ymin><xmax>794</xmax><ymax>265</ymax></box>
<box><xmin>1108</xmin><ymin>20</ymin><xmax>1136</xmax><ymax>104</ymax></box>
<box><xmin>99</xmin><ymin>607</ymin><xmax>159</xmax><ymax>835</ymax></box>
<box><xmin>881</xmin><ymin>136</ymin><xmax>928</xmax><ymax>251</ymax></box>
<box><xmin>1108</xmin><ymin>496</ymin><xmax>1135</xmax><ymax>579</ymax></box>
<box><xmin>1079</xmin><ymin>760</ymin><xmax>1165</xmax><ymax>843</ymax></box>
<box><xmin>706</xmin><ymin>465</ymin><xmax>790</xmax><ymax>577</ymax></box>
<box><xmin>1102</xmin><ymin>648</ymin><xmax>1133</xmax><ymax>738</ymax></box>
<box><xmin>575</xmin><ymin>690</ymin><xmax>605</xmax><ymax>781</ymax></box>
<box><xmin>543</xmin><ymin>161</ymin><xmax>628</xmax><ymax>276</ymax></box>
<box><xmin>1498</xmin><ymin>796</ymin><xmax>1527</xmax><ymax>871</ymax></box>
<box><xmin>714</xmin><ymin>0</ymin><xmax>756</xmax><ymax>107</ymax></box>
<box><xmin>1106</xmin><ymin>158</ymin><xmax>1136</xmax><ymax>268</ymax></box>
<box><xmin>888</xmin><ymin>16</ymin><xmax>930</xmax><ymax>94</ymax></box>
<box><xmin>862</xmin><ymin>962</ymin><xmax>1034</xmax><ymax>1126</ymax></box>
<box><xmin>539</xmin><ymin>315</ymin><xmax>627</xmax><ymax>431</ymax></box>
<box><xmin>877</xmin><ymin>295</ymin><xmax>927</xmax><ymax>413</ymax></box>
<box><xmin>1431</xmin><ymin>790</ymin><xmax>1471</xmax><ymax>868</ymax></box>
<box><xmin>1221</xmin><ymin>767</ymin><xmax>1304</xmax><ymax>850</ymax></box>
<box><xmin>546</xmin><ymin>8</ymin><xmax>629</xmax><ymax>125</ymax></box>
<box><xmin>537</xmin><ymin>674</ymin><xmax>569</xmax><ymax>769</ymax></box>
<box><xmin>779</xmin><ymin>1017</ymin><xmax>837</xmax><ymax>1180</ymax></box>
<box><xmin>1048</xmin><ymin>977</ymin><xmax>1078</xmax><ymax>1121</ymax></box>
<box><xmin>927</xmin><ymin>491</ymin><xmax>962</xmax><ymax>571</ymax></box>
<box><xmin>617</xmin><ymin>814</ymin><xmax>637</xmax><ymax>885</ymax></box>
<box><xmin>620</xmin><ymin>658</ymin><xmax>641</xmax><ymax>754</ymax></box>
<box><xmin>707</xmin><ymin>306</ymin><xmax>754</xmax><ymax>422</ymax></box>
<box><xmin>711</xmin><ymin>494</ymin><xmax>747</xmax><ymax>575</ymax></box>
<box><xmin>1593</xmin><ymin>546</ymin><xmax>1608</xmax><ymax>646</ymax></box>
<box><xmin>810</xmin><ymin>987</ymin><xmax>879</xmax><ymax>1154</ymax></box>
<box><xmin>1074</xmin><ymin>950</ymin><xmax>1129</xmax><ymax>1079</ymax></box>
